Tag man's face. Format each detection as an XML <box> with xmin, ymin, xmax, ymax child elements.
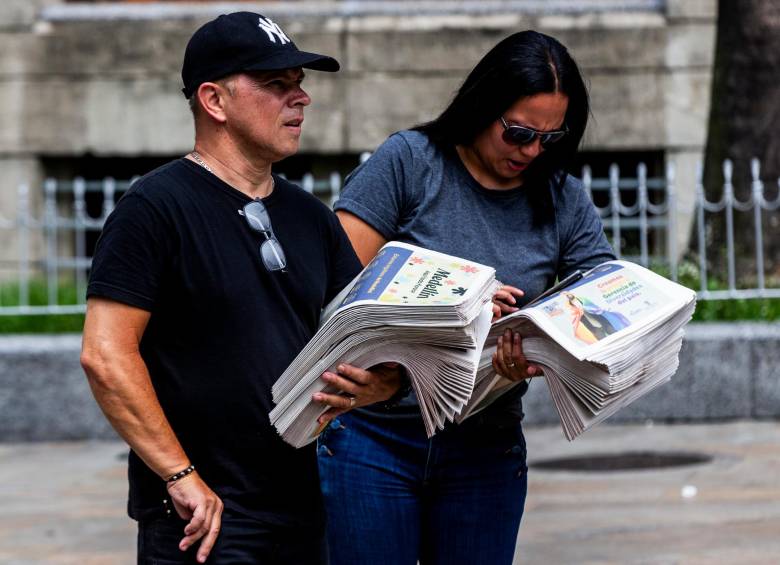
<box><xmin>222</xmin><ymin>67</ymin><xmax>311</xmax><ymax>162</ymax></box>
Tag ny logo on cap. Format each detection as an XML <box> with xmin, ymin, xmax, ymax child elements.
<box><xmin>258</xmin><ymin>16</ymin><xmax>290</xmax><ymax>45</ymax></box>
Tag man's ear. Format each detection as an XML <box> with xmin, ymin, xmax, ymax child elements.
<box><xmin>196</xmin><ymin>81</ymin><xmax>230</xmax><ymax>124</ymax></box>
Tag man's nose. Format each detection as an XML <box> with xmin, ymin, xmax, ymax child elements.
<box><xmin>291</xmin><ymin>86</ymin><xmax>311</xmax><ymax>107</ymax></box>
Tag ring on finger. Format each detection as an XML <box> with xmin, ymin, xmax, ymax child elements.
<box><xmin>507</xmin><ymin>362</ymin><xmax>516</xmax><ymax>368</ymax></box>
<box><xmin>348</xmin><ymin>396</ymin><xmax>356</xmax><ymax>408</ymax></box>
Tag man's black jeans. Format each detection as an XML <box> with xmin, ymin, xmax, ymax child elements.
<box><xmin>137</xmin><ymin>508</ymin><xmax>327</xmax><ymax>564</ymax></box>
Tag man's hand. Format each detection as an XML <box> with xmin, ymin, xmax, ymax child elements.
<box><xmin>313</xmin><ymin>362</ymin><xmax>404</xmax><ymax>425</ymax></box>
<box><xmin>492</xmin><ymin>329</ymin><xmax>541</xmax><ymax>382</ymax></box>
<box><xmin>166</xmin><ymin>472</ymin><xmax>224</xmax><ymax>564</ymax></box>
<box><xmin>492</xmin><ymin>285</ymin><xmax>524</xmax><ymax>321</ymax></box>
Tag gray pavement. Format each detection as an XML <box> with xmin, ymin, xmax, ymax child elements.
<box><xmin>1</xmin><ymin>420</ymin><xmax>778</xmax><ymax>564</ymax></box>
<box><xmin>518</xmin><ymin>420</ymin><xmax>780</xmax><ymax>565</ymax></box>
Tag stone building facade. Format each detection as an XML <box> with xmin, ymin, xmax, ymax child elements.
<box><xmin>0</xmin><ymin>0</ymin><xmax>716</xmax><ymax>260</ymax></box>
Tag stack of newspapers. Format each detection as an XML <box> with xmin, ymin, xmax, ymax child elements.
<box><xmin>270</xmin><ymin>241</ymin><xmax>498</xmax><ymax>447</ymax></box>
<box><xmin>457</xmin><ymin>260</ymin><xmax>697</xmax><ymax>440</ymax></box>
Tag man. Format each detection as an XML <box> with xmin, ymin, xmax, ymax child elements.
<box><xmin>81</xmin><ymin>12</ymin><xmax>402</xmax><ymax>564</ymax></box>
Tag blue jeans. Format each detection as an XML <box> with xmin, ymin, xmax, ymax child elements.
<box><xmin>137</xmin><ymin>508</ymin><xmax>328</xmax><ymax>564</ymax></box>
<box><xmin>318</xmin><ymin>412</ymin><xmax>528</xmax><ymax>565</ymax></box>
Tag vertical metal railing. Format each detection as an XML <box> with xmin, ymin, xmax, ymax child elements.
<box><xmin>1</xmin><ymin>159</ymin><xmax>779</xmax><ymax>315</ymax></box>
<box><xmin>666</xmin><ymin>161</ymin><xmax>678</xmax><ymax>282</ymax></box>
<box><xmin>690</xmin><ymin>158</ymin><xmax>780</xmax><ymax>299</ymax></box>
<box><xmin>609</xmin><ymin>164</ymin><xmax>622</xmax><ymax>257</ymax></box>
<box><xmin>637</xmin><ymin>163</ymin><xmax>649</xmax><ymax>266</ymax></box>
<box><xmin>17</xmin><ymin>184</ymin><xmax>30</xmax><ymax>310</ymax></box>
<box><xmin>752</xmin><ymin>159</ymin><xmax>765</xmax><ymax>293</ymax></box>
<box><xmin>44</xmin><ymin>179</ymin><xmax>58</xmax><ymax>308</ymax></box>
<box><xmin>73</xmin><ymin>177</ymin><xmax>87</xmax><ymax>305</ymax></box>
<box><xmin>696</xmin><ymin>163</ymin><xmax>708</xmax><ymax>294</ymax></box>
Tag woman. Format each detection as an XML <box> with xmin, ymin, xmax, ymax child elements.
<box><xmin>317</xmin><ymin>31</ymin><xmax>615</xmax><ymax>565</ymax></box>
<box><xmin>562</xmin><ymin>291</ymin><xmax>600</xmax><ymax>344</ymax></box>
<box><xmin>563</xmin><ymin>291</ymin><xmax>632</xmax><ymax>343</ymax></box>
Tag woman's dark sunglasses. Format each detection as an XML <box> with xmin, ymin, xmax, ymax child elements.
<box><xmin>238</xmin><ymin>199</ymin><xmax>287</xmax><ymax>272</ymax></box>
<box><xmin>500</xmin><ymin>117</ymin><xmax>568</xmax><ymax>147</ymax></box>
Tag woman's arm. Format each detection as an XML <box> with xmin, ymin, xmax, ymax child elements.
<box><xmin>336</xmin><ymin>210</ymin><xmax>388</xmax><ymax>266</ymax></box>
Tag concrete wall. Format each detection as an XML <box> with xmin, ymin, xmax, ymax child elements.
<box><xmin>0</xmin><ymin>323</ymin><xmax>777</xmax><ymax>442</ymax></box>
<box><xmin>0</xmin><ymin>0</ymin><xmax>717</xmax><ymax>154</ymax></box>
<box><xmin>0</xmin><ymin>0</ymin><xmax>717</xmax><ymax>265</ymax></box>
<box><xmin>7</xmin><ymin>1</ymin><xmax>715</xmax><ymax>157</ymax></box>
<box><xmin>0</xmin><ymin>335</ymin><xmax>114</xmax><ymax>441</ymax></box>
<box><xmin>522</xmin><ymin>322</ymin><xmax>780</xmax><ymax>426</ymax></box>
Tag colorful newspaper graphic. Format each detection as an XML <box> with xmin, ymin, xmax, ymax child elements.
<box><xmin>340</xmin><ymin>245</ymin><xmax>488</xmax><ymax>307</ymax></box>
<box><xmin>534</xmin><ymin>263</ymin><xmax>674</xmax><ymax>349</ymax></box>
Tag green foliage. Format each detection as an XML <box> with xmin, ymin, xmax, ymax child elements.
<box><xmin>0</xmin><ymin>314</ymin><xmax>85</xmax><ymax>333</ymax></box>
<box><xmin>0</xmin><ymin>280</ymin><xmax>85</xmax><ymax>333</ymax></box>
<box><xmin>692</xmin><ymin>298</ymin><xmax>780</xmax><ymax>322</ymax></box>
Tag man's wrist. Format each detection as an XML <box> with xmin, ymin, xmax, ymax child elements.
<box><xmin>165</xmin><ymin>463</ymin><xmax>196</xmax><ymax>483</ymax></box>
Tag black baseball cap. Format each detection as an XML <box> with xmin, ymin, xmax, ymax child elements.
<box><xmin>181</xmin><ymin>12</ymin><xmax>340</xmax><ymax>98</ymax></box>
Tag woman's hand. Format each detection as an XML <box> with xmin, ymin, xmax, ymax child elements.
<box><xmin>492</xmin><ymin>329</ymin><xmax>541</xmax><ymax>381</ymax></box>
<box><xmin>492</xmin><ymin>285</ymin><xmax>524</xmax><ymax>321</ymax></box>
<box><xmin>313</xmin><ymin>362</ymin><xmax>404</xmax><ymax>425</ymax></box>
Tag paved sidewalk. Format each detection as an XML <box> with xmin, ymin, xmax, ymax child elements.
<box><xmin>519</xmin><ymin>420</ymin><xmax>780</xmax><ymax>564</ymax></box>
<box><xmin>0</xmin><ymin>441</ymin><xmax>132</xmax><ymax>564</ymax></box>
<box><xmin>1</xmin><ymin>421</ymin><xmax>778</xmax><ymax>564</ymax></box>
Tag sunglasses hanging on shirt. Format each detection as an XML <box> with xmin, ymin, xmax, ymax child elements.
<box><xmin>238</xmin><ymin>199</ymin><xmax>288</xmax><ymax>273</ymax></box>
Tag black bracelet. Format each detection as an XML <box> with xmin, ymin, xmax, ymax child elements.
<box><xmin>379</xmin><ymin>369</ymin><xmax>413</xmax><ymax>410</ymax></box>
<box><xmin>166</xmin><ymin>464</ymin><xmax>195</xmax><ymax>483</ymax></box>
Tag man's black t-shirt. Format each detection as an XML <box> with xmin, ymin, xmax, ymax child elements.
<box><xmin>87</xmin><ymin>158</ymin><xmax>362</xmax><ymax>529</ymax></box>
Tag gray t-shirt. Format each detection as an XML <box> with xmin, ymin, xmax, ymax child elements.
<box><xmin>335</xmin><ymin>130</ymin><xmax>615</xmax><ymax>420</ymax></box>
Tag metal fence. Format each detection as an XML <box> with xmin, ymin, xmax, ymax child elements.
<box><xmin>0</xmin><ymin>158</ymin><xmax>778</xmax><ymax>315</ymax></box>
<box><xmin>586</xmin><ymin>158</ymin><xmax>780</xmax><ymax>300</ymax></box>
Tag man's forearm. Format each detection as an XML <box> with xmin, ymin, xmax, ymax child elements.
<box><xmin>81</xmin><ymin>298</ymin><xmax>192</xmax><ymax>480</ymax></box>
<box><xmin>83</xmin><ymin>350</ymin><xmax>191</xmax><ymax>479</ymax></box>
<box><xmin>82</xmin><ymin>298</ymin><xmax>223</xmax><ymax>562</ymax></box>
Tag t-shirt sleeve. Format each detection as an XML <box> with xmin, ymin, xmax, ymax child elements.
<box><xmin>557</xmin><ymin>178</ymin><xmax>616</xmax><ymax>276</ymax></box>
<box><xmin>324</xmin><ymin>212</ymin><xmax>363</xmax><ymax>303</ymax></box>
<box><xmin>87</xmin><ymin>193</ymin><xmax>173</xmax><ymax>311</ymax></box>
<box><xmin>333</xmin><ymin>133</ymin><xmax>416</xmax><ymax>240</ymax></box>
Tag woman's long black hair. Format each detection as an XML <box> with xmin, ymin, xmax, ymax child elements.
<box><xmin>414</xmin><ymin>30</ymin><xmax>589</xmax><ymax>198</ymax></box>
